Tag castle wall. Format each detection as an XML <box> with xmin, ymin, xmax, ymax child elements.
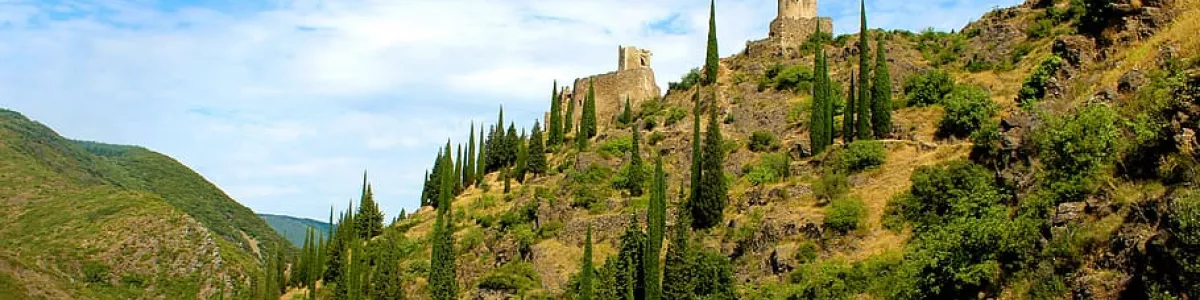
<box><xmin>746</xmin><ymin>17</ymin><xmax>833</xmax><ymax>58</ymax></box>
<box><xmin>779</xmin><ymin>0</ymin><xmax>818</xmax><ymax>20</ymax></box>
<box><xmin>571</xmin><ymin>68</ymin><xmax>660</xmax><ymax>129</ymax></box>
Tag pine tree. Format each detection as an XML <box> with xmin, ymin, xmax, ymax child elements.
<box><xmin>514</xmin><ymin>131</ymin><xmax>529</xmax><ymax>183</ymax></box>
<box><xmin>856</xmin><ymin>0</ymin><xmax>874</xmax><ymax>141</ymax></box>
<box><xmin>566</xmin><ymin>93</ymin><xmax>576</xmax><ymax>135</ymax></box>
<box><xmin>619</xmin><ymin>97</ymin><xmax>634</xmax><ymax>126</ymax></box>
<box><xmin>583</xmin><ymin>80</ymin><xmax>598</xmax><ymax>138</ymax></box>
<box><xmin>627</xmin><ymin>124</ymin><xmax>645</xmax><ymax>197</ymax></box>
<box><xmin>430</xmin><ymin>146</ymin><xmax>458</xmax><ymax>299</ymax></box>
<box><xmin>423</xmin><ymin>150</ymin><xmax>444</xmax><ymax>207</ymax></box>
<box><xmin>688</xmin><ymin>90</ymin><xmax>703</xmax><ymax>227</ymax></box>
<box><xmin>579</xmin><ymin>225</ymin><xmax>596</xmax><ymax>300</ymax></box>
<box><xmin>662</xmin><ymin>207</ymin><xmax>694</xmax><ymax>300</ymax></box>
<box><xmin>810</xmin><ymin>23</ymin><xmax>830</xmax><ymax>154</ymax></box>
<box><xmin>644</xmin><ymin>157</ymin><xmax>667</xmax><ymax>300</ymax></box>
<box><xmin>528</xmin><ymin>121</ymin><xmax>548</xmax><ymax>176</ymax></box>
<box><xmin>466</xmin><ymin>122</ymin><xmax>476</xmax><ymax>187</ymax></box>
<box><xmin>872</xmin><ymin>35</ymin><xmax>893</xmax><ymax>138</ymax></box>
<box><xmin>703</xmin><ymin>0</ymin><xmax>719</xmax><ymax>86</ymax></box>
<box><xmin>693</xmin><ymin>94</ymin><xmax>728</xmax><ymax>229</ymax></box>
<box><xmin>355</xmin><ymin>172</ymin><xmax>383</xmax><ymax>239</ymax></box>
<box><xmin>549</xmin><ymin>81</ymin><xmax>564</xmax><ymax>146</ymax></box>
<box><xmin>844</xmin><ymin>71</ymin><xmax>857</xmax><ymax>143</ymax></box>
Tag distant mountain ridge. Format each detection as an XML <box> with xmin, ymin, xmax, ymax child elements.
<box><xmin>0</xmin><ymin>108</ymin><xmax>289</xmax><ymax>298</ymax></box>
<box><xmin>259</xmin><ymin>213</ymin><xmax>333</xmax><ymax>247</ymax></box>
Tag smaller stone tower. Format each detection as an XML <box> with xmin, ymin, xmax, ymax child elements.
<box><xmin>617</xmin><ymin>46</ymin><xmax>653</xmax><ymax>72</ymax></box>
<box><xmin>778</xmin><ymin>0</ymin><xmax>818</xmax><ymax>20</ymax></box>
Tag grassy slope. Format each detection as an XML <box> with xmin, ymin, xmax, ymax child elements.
<box><xmin>259</xmin><ymin>214</ymin><xmax>332</xmax><ymax>247</ymax></box>
<box><xmin>0</xmin><ymin>109</ymin><xmax>270</xmax><ymax>299</ymax></box>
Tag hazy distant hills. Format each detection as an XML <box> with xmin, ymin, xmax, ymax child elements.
<box><xmin>259</xmin><ymin>214</ymin><xmax>333</xmax><ymax>247</ymax></box>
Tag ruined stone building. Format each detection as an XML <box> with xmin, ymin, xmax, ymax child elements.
<box><xmin>562</xmin><ymin>46</ymin><xmax>662</xmax><ymax>128</ymax></box>
<box><xmin>746</xmin><ymin>0</ymin><xmax>833</xmax><ymax>57</ymax></box>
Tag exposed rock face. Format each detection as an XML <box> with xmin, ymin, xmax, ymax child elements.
<box><xmin>1054</xmin><ymin>35</ymin><xmax>1096</xmax><ymax>67</ymax></box>
<box><xmin>1118</xmin><ymin>69</ymin><xmax>1148</xmax><ymax>94</ymax></box>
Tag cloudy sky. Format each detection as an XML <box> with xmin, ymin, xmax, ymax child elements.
<box><xmin>0</xmin><ymin>0</ymin><xmax>1021</xmax><ymax>221</ymax></box>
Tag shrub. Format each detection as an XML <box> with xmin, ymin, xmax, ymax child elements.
<box><xmin>745</xmin><ymin>153</ymin><xmax>790</xmax><ymax>186</ymax></box>
<box><xmin>813</xmin><ymin>171</ymin><xmax>849</xmax><ymax>204</ymax></box>
<box><xmin>1034</xmin><ymin>103</ymin><xmax>1118</xmax><ymax>203</ymax></box>
<box><xmin>1026</xmin><ymin>18</ymin><xmax>1055</xmax><ymax>39</ymax></box>
<box><xmin>825</xmin><ymin>196</ymin><xmax>866</xmax><ymax>234</ymax></box>
<box><xmin>1017</xmin><ymin>55</ymin><xmax>1064</xmax><ymax>104</ymax></box>
<box><xmin>597</xmin><ymin>136</ymin><xmax>632</xmax><ymax>158</ymax></box>
<box><xmin>938</xmin><ymin>85</ymin><xmax>998</xmax><ymax>138</ymax></box>
<box><xmin>647</xmin><ymin>132</ymin><xmax>666</xmax><ymax>145</ymax></box>
<box><xmin>477</xmin><ymin>261</ymin><xmax>541</xmax><ymax>292</ymax></box>
<box><xmin>903</xmin><ymin>69</ymin><xmax>956</xmax><ymax>107</ymax></box>
<box><xmin>668</xmin><ymin>68</ymin><xmax>702</xmax><ymax>91</ymax></box>
<box><xmin>773</xmin><ymin>65</ymin><xmax>815</xmax><ymax>92</ymax></box>
<box><xmin>664</xmin><ymin>107</ymin><xmax>687</xmax><ymax>126</ymax></box>
<box><xmin>794</xmin><ymin>242</ymin><xmax>819</xmax><ymax>264</ymax></box>
<box><xmin>838</xmin><ymin>140</ymin><xmax>887</xmax><ymax>173</ymax></box>
<box><xmin>748</xmin><ymin>130</ymin><xmax>781</xmax><ymax>152</ymax></box>
<box><xmin>83</xmin><ymin>262</ymin><xmax>110</xmax><ymax>284</ymax></box>
<box><xmin>567</xmin><ymin>164</ymin><xmax>613</xmax><ymax>210</ymax></box>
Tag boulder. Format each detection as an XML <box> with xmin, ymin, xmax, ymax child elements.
<box><xmin>1053</xmin><ymin>35</ymin><xmax>1095</xmax><ymax>67</ymax></box>
<box><xmin>1117</xmin><ymin>69</ymin><xmax>1147</xmax><ymax>94</ymax></box>
<box><xmin>1053</xmin><ymin>202</ymin><xmax>1087</xmax><ymax>226</ymax></box>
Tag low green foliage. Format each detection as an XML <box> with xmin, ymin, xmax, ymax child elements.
<box><xmin>748</xmin><ymin>130</ymin><xmax>781</xmax><ymax>152</ymax></box>
<box><xmin>837</xmin><ymin>140</ymin><xmax>887</xmax><ymax>173</ymax></box>
<box><xmin>597</xmin><ymin>136</ymin><xmax>633</xmax><ymax>158</ymax></box>
<box><xmin>1034</xmin><ymin>103</ymin><xmax>1118</xmax><ymax>203</ymax></box>
<box><xmin>938</xmin><ymin>85</ymin><xmax>998</xmax><ymax>138</ymax></box>
<box><xmin>477</xmin><ymin>261</ymin><xmax>542</xmax><ymax>293</ymax></box>
<box><xmin>744</xmin><ymin>153</ymin><xmax>790</xmax><ymax>186</ymax></box>
<box><xmin>1017</xmin><ymin>55</ymin><xmax>1064</xmax><ymax>104</ymax></box>
<box><xmin>825</xmin><ymin>196</ymin><xmax>866</xmax><ymax>234</ymax></box>
<box><xmin>759</xmin><ymin>64</ymin><xmax>815</xmax><ymax>92</ymax></box>
<box><xmin>813</xmin><ymin>171</ymin><xmax>850</xmax><ymax>204</ymax></box>
<box><xmin>902</xmin><ymin>69</ymin><xmax>955</xmax><ymax>107</ymax></box>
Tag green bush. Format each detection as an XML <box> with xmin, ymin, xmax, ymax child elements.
<box><xmin>647</xmin><ymin>132</ymin><xmax>666</xmax><ymax>146</ymax></box>
<box><xmin>566</xmin><ymin>164</ymin><xmax>613</xmax><ymax>210</ymax></box>
<box><xmin>825</xmin><ymin>196</ymin><xmax>866</xmax><ymax>234</ymax></box>
<box><xmin>1034</xmin><ymin>103</ymin><xmax>1118</xmax><ymax>203</ymax></box>
<box><xmin>938</xmin><ymin>85</ymin><xmax>998</xmax><ymax>138</ymax></box>
<box><xmin>794</xmin><ymin>242</ymin><xmax>819</xmax><ymax>264</ymax></box>
<box><xmin>1026</xmin><ymin>18</ymin><xmax>1055</xmax><ymax>39</ymax></box>
<box><xmin>83</xmin><ymin>262</ymin><xmax>110</xmax><ymax>284</ymax></box>
<box><xmin>838</xmin><ymin>140</ymin><xmax>887</xmax><ymax>173</ymax></box>
<box><xmin>748</xmin><ymin>130</ymin><xmax>781</xmax><ymax>152</ymax></box>
<box><xmin>664</xmin><ymin>107</ymin><xmax>687</xmax><ymax>126</ymax></box>
<box><xmin>1017</xmin><ymin>55</ymin><xmax>1064</xmax><ymax>104</ymax></box>
<box><xmin>745</xmin><ymin>153</ymin><xmax>790</xmax><ymax>186</ymax></box>
<box><xmin>903</xmin><ymin>69</ymin><xmax>956</xmax><ymax>107</ymax></box>
<box><xmin>788</xmin><ymin>260</ymin><xmax>864</xmax><ymax>299</ymax></box>
<box><xmin>476</xmin><ymin>261</ymin><xmax>542</xmax><ymax>292</ymax></box>
<box><xmin>760</xmin><ymin>64</ymin><xmax>815</xmax><ymax>92</ymax></box>
<box><xmin>597</xmin><ymin>136</ymin><xmax>632</xmax><ymax>158</ymax></box>
<box><xmin>668</xmin><ymin>68</ymin><xmax>702</xmax><ymax>91</ymax></box>
<box><xmin>813</xmin><ymin>171</ymin><xmax>850</xmax><ymax>204</ymax></box>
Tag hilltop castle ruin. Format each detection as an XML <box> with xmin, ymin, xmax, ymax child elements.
<box><xmin>746</xmin><ymin>0</ymin><xmax>833</xmax><ymax>57</ymax></box>
<box><xmin>562</xmin><ymin>46</ymin><xmax>661</xmax><ymax>128</ymax></box>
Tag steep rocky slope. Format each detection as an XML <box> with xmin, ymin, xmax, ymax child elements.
<box><xmin>368</xmin><ymin>0</ymin><xmax>1200</xmax><ymax>298</ymax></box>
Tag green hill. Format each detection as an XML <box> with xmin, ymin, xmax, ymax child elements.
<box><xmin>259</xmin><ymin>214</ymin><xmax>332</xmax><ymax>247</ymax></box>
<box><xmin>0</xmin><ymin>108</ymin><xmax>289</xmax><ymax>299</ymax></box>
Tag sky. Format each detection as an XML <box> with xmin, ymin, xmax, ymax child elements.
<box><xmin>0</xmin><ymin>0</ymin><xmax>1022</xmax><ymax>221</ymax></box>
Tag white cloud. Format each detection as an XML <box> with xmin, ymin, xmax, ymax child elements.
<box><xmin>0</xmin><ymin>0</ymin><xmax>1019</xmax><ymax>220</ymax></box>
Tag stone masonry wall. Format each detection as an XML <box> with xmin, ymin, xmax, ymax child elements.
<box><xmin>746</xmin><ymin>17</ymin><xmax>833</xmax><ymax>58</ymax></box>
<box><xmin>571</xmin><ymin>68</ymin><xmax>661</xmax><ymax>129</ymax></box>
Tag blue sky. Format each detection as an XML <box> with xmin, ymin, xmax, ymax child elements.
<box><xmin>0</xmin><ymin>0</ymin><xmax>1020</xmax><ymax>221</ymax></box>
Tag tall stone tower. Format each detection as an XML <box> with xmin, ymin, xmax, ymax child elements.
<box><xmin>617</xmin><ymin>46</ymin><xmax>652</xmax><ymax>72</ymax></box>
<box><xmin>567</xmin><ymin>45</ymin><xmax>662</xmax><ymax>129</ymax></box>
<box><xmin>778</xmin><ymin>0</ymin><xmax>818</xmax><ymax>20</ymax></box>
<box><xmin>746</xmin><ymin>0</ymin><xmax>832</xmax><ymax>57</ymax></box>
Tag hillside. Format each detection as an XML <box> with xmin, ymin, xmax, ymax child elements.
<box><xmin>0</xmin><ymin>109</ymin><xmax>288</xmax><ymax>299</ymax></box>
<box><xmin>259</xmin><ymin>214</ymin><xmax>332</xmax><ymax>247</ymax></box>
<box><xmin>312</xmin><ymin>0</ymin><xmax>1200</xmax><ymax>299</ymax></box>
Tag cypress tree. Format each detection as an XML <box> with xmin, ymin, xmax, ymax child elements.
<box><xmin>662</xmin><ymin>207</ymin><xmax>694</xmax><ymax>300</ymax></box>
<box><xmin>466</xmin><ymin>122</ymin><xmax>476</xmax><ymax>186</ymax></box>
<box><xmin>688</xmin><ymin>90</ymin><xmax>703</xmax><ymax>226</ymax></box>
<box><xmin>477</xmin><ymin>124</ymin><xmax>487</xmax><ymax>184</ymax></box>
<box><xmin>844</xmin><ymin>71</ymin><xmax>857</xmax><ymax>143</ymax></box>
<box><xmin>549</xmin><ymin>81</ymin><xmax>563</xmax><ymax>146</ymax></box>
<box><xmin>616</xmin><ymin>214</ymin><xmax>647</xmax><ymax>300</ymax></box>
<box><xmin>423</xmin><ymin>150</ymin><xmax>444</xmax><ymax>207</ymax></box>
<box><xmin>872</xmin><ymin>35</ymin><xmax>893</xmax><ymax>138</ymax></box>
<box><xmin>566</xmin><ymin>93</ymin><xmax>576</xmax><ymax>135</ymax></box>
<box><xmin>420</xmin><ymin>170</ymin><xmax>430</xmax><ymax>207</ymax></box>
<box><xmin>822</xmin><ymin>47</ymin><xmax>835</xmax><ymax>148</ymax></box>
<box><xmin>506</xmin><ymin>123</ymin><xmax>519</xmax><ymax>166</ymax></box>
<box><xmin>693</xmin><ymin>95</ymin><xmax>727</xmax><ymax>229</ymax></box>
<box><xmin>627</xmin><ymin>124</ymin><xmax>645</xmax><ymax>197</ymax></box>
<box><xmin>703</xmin><ymin>0</ymin><xmax>719</xmax><ymax>86</ymax></box>
<box><xmin>455</xmin><ymin>144</ymin><xmax>464</xmax><ymax>193</ymax></box>
<box><xmin>644</xmin><ymin>157</ymin><xmax>667</xmax><ymax>300</ymax></box>
<box><xmin>810</xmin><ymin>23</ymin><xmax>830</xmax><ymax>154</ymax></box>
<box><xmin>619</xmin><ymin>97</ymin><xmax>633</xmax><ymax>125</ymax></box>
<box><xmin>579</xmin><ymin>225</ymin><xmax>595</xmax><ymax>300</ymax></box>
<box><xmin>355</xmin><ymin>172</ymin><xmax>383</xmax><ymax>239</ymax></box>
<box><xmin>430</xmin><ymin>144</ymin><xmax>457</xmax><ymax>299</ymax></box>
<box><xmin>503</xmin><ymin>166</ymin><xmax>512</xmax><ymax>194</ymax></box>
<box><xmin>583</xmin><ymin>80</ymin><xmax>598</xmax><ymax>138</ymax></box>
<box><xmin>856</xmin><ymin>0</ymin><xmax>874</xmax><ymax>141</ymax></box>
<box><xmin>576</xmin><ymin>123</ymin><xmax>588</xmax><ymax>150</ymax></box>
<box><xmin>528</xmin><ymin>121</ymin><xmax>548</xmax><ymax>175</ymax></box>
<box><xmin>514</xmin><ymin>131</ymin><xmax>529</xmax><ymax>183</ymax></box>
